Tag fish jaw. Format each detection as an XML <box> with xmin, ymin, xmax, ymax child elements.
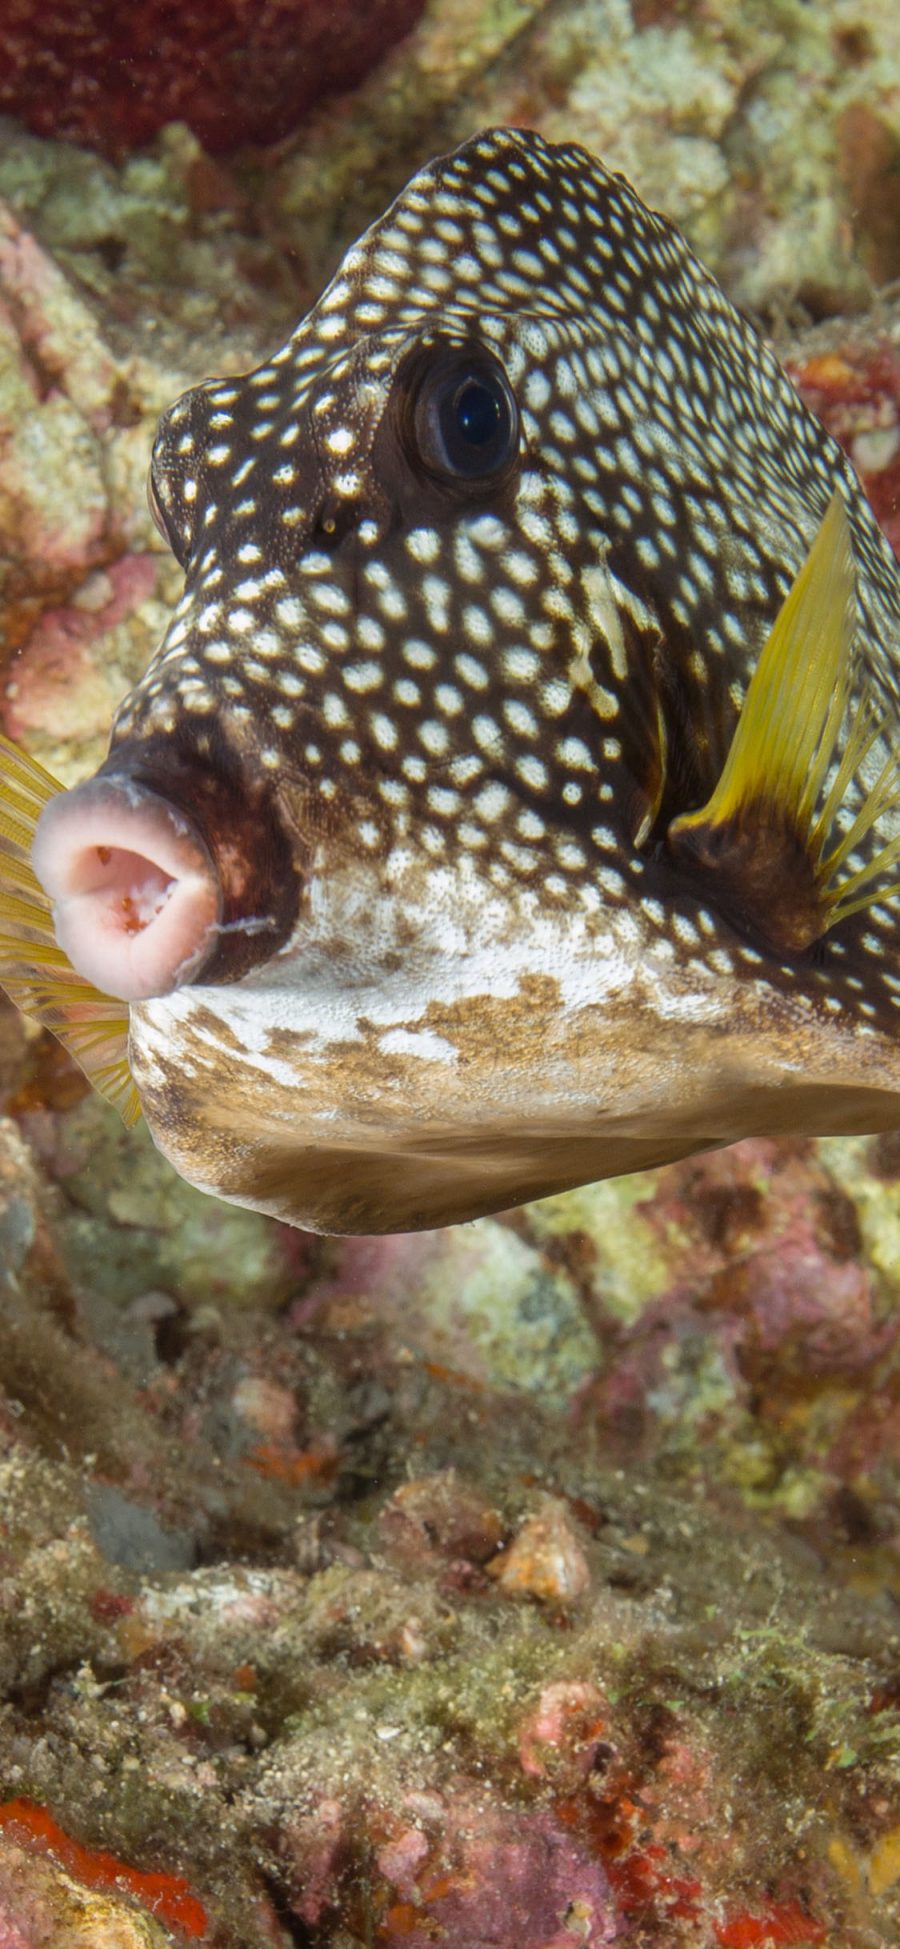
<box><xmin>126</xmin><ymin>863</ymin><xmax>900</xmax><ymax>1233</ymax></box>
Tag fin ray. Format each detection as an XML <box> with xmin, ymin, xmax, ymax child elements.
<box><xmin>0</xmin><ymin>732</ymin><xmax>141</xmax><ymax>1126</ymax></box>
<box><xmin>667</xmin><ymin>494</ymin><xmax>900</xmax><ymax>954</ymax></box>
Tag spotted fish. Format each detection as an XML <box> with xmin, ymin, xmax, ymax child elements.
<box><xmin>1</xmin><ymin>127</ymin><xmax>899</xmax><ymax>1233</ymax></box>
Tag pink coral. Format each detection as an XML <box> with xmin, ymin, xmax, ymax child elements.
<box><xmin>4</xmin><ymin>557</ymin><xmax>158</xmax><ymax>747</ymax></box>
<box><xmin>282</xmin><ymin>1799</ymin><xmax>349</xmax><ymax>1929</ymax></box>
<box><xmin>518</xmin><ymin>1682</ymin><xmax>609</xmax><ymax>1787</ymax></box>
<box><xmin>790</xmin><ymin>340</ymin><xmax>900</xmax><ymax>557</ymax></box>
<box><xmin>378</xmin><ymin>1798</ymin><xmax>618</xmax><ymax>1949</ymax></box>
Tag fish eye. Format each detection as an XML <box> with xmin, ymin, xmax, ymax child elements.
<box><xmin>408</xmin><ymin>342</ymin><xmax>519</xmax><ymax>488</ymax></box>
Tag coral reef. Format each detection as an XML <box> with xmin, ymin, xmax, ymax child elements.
<box><xmin>787</xmin><ymin>313</ymin><xmax>900</xmax><ymax>559</ymax></box>
<box><xmin>0</xmin><ymin>1</ymin><xmax>426</xmax><ymax>160</ymax></box>
<box><xmin>0</xmin><ymin>1098</ymin><xmax>898</xmax><ymax>1945</ymax></box>
<box><xmin>265</xmin><ymin>0</ymin><xmax>900</xmax><ymax>325</ymax></box>
<box><xmin>0</xmin><ymin>1</ymin><xmax>898</xmax><ymax>1943</ymax></box>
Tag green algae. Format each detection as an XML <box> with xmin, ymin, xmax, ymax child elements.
<box><xmin>524</xmin><ymin>1174</ymin><xmax>671</xmax><ymax>1328</ymax></box>
<box><xmin>414</xmin><ymin>1219</ymin><xmax>600</xmax><ymax>1393</ymax></box>
<box><xmin>47</xmin><ymin>1094</ymin><xmax>292</xmax><ymax>1316</ymax></box>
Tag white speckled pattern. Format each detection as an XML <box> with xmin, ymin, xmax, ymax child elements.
<box><xmin>107</xmin><ymin>128</ymin><xmax>900</xmax><ymax>1228</ymax></box>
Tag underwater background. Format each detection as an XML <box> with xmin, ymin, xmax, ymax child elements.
<box><xmin>0</xmin><ymin>1</ymin><xmax>899</xmax><ymax>1943</ymax></box>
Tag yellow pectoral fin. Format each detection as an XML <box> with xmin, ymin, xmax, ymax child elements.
<box><xmin>0</xmin><ymin>732</ymin><xmax>140</xmax><ymax>1126</ymax></box>
<box><xmin>678</xmin><ymin>492</ymin><xmax>855</xmax><ymax>834</ymax></box>
<box><xmin>668</xmin><ymin>493</ymin><xmax>899</xmax><ymax>955</ymax></box>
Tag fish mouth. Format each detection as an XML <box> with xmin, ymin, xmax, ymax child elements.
<box><xmin>31</xmin><ymin>776</ymin><xmax>222</xmax><ymax>1003</ymax></box>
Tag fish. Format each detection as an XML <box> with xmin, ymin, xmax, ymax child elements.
<box><xmin>1</xmin><ymin>125</ymin><xmax>899</xmax><ymax>1235</ymax></box>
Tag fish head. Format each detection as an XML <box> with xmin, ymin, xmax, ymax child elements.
<box><xmin>29</xmin><ymin>128</ymin><xmax>900</xmax><ymax>1230</ymax></box>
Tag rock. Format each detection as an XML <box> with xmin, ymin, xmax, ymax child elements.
<box><xmin>488</xmin><ymin>1497</ymin><xmax>592</xmax><ymax>1607</ymax></box>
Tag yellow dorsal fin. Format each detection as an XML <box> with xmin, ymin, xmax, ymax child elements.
<box><xmin>0</xmin><ymin>733</ymin><xmax>140</xmax><ymax>1125</ymax></box>
<box><xmin>667</xmin><ymin>493</ymin><xmax>899</xmax><ymax>955</ymax></box>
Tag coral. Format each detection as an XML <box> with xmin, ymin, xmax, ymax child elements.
<box><xmin>788</xmin><ymin>325</ymin><xmax>900</xmax><ymax>557</ymax></box>
<box><xmin>0</xmin><ymin>1801</ymin><xmax>207</xmax><ymax>1939</ymax></box>
<box><xmin>4</xmin><ymin>558</ymin><xmax>160</xmax><ymax>749</ymax></box>
<box><xmin>1</xmin><ymin>1104</ymin><xmax>900</xmax><ymax>1941</ymax></box>
<box><xmin>0</xmin><ymin>1</ymin><xmax>426</xmax><ymax>161</ymax></box>
<box><xmin>0</xmin><ymin>1831</ymin><xmax>173</xmax><ymax>1946</ymax></box>
<box><xmin>0</xmin><ymin>198</ymin><xmax>189</xmax><ymax>776</ymax></box>
<box><xmin>373</xmin><ymin>1798</ymin><xmax>618</xmax><ymax>1947</ymax></box>
<box><xmin>487</xmin><ymin>1496</ymin><xmax>592</xmax><ymax>1607</ymax></box>
<box><xmin>267</xmin><ymin>0</ymin><xmax>900</xmax><ymax>322</ymax></box>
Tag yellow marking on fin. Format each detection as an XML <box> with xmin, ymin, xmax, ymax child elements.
<box><xmin>668</xmin><ymin>494</ymin><xmax>900</xmax><ymax>954</ymax></box>
<box><xmin>0</xmin><ymin>732</ymin><xmax>140</xmax><ymax>1125</ymax></box>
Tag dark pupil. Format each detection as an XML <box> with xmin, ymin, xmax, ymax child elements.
<box><xmin>454</xmin><ymin>379</ymin><xmax>500</xmax><ymax>447</ymax></box>
<box><xmin>430</xmin><ymin>359</ymin><xmax>515</xmax><ymax>481</ymax></box>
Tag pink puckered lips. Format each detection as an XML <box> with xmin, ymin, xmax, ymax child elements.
<box><xmin>31</xmin><ymin>775</ymin><xmax>221</xmax><ymax>1003</ymax></box>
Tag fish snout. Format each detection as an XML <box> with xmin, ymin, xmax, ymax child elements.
<box><xmin>31</xmin><ymin>776</ymin><xmax>222</xmax><ymax>1002</ymax></box>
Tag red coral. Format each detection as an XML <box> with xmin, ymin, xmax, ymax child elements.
<box><xmin>790</xmin><ymin>343</ymin><xmax>900</xmax><ymax>556</ymax></box>
<box><xmin>555</xmin><ymin>1772</ymin><xmax>706</xmax><ymax>1935</ymax></box>
<box><xmin>608</xmin><ymin>1842</ymin><xmax>703</xmax><ymax>1925</ymax></box>
<box><xmin>244</xmin><ymin>1438</ymin><xmax>337</xmax><ymax>1483</ymax></box>
<box><xmin>0</xmin><ymin>1799</ymin><xmax>208</xmax><ymax>1939</ymax></box>
<box><xmin>0</xmin><ymin>1</ymin><xmax>426</xmax><ymax>160</ymax></box>
<box><xmin>713</xmin><ymin>1898</ymin><xmax>827</xmax><ymax>1946</ymax></box>
<box><xmin>89</xmin><ymin>1588</ymin><xmax>135</xmax><ymax>1622</ymax></box>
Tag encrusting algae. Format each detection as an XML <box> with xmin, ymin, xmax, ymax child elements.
<box><xmin>0</xmin><ymin>127</ymin><xmax>898</xmax><ymax>1234</ymax></box>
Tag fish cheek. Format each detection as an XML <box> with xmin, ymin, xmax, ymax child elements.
<box><xmin>128</xmin><ymin>988</ymin><xmax>680</xmax><ymax>1234</ymax></box>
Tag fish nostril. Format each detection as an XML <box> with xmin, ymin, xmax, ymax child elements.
<box><xmin>312</xmin><ymin>496</ymin><xmax>366</xmax><ymax>550</ymax></box>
